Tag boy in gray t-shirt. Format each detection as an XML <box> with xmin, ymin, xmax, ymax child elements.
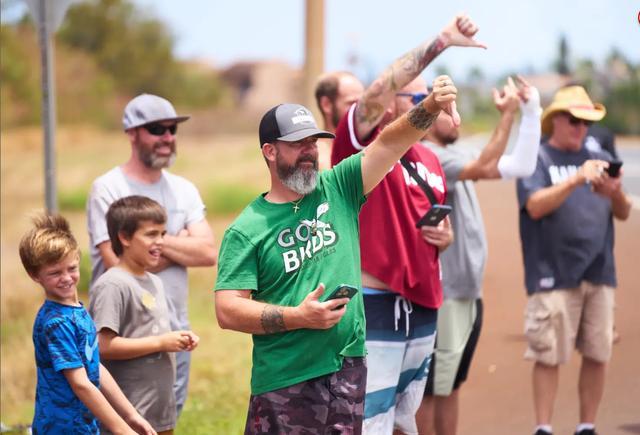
<box><xmin>89</xmin><ymin>196</ymin><xmax>199</xmax><ymax>434</ymax></box>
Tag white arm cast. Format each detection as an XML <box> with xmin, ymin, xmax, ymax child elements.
<box><xmin>497</xmin><ymin>87</ymin><xmax>542</xmax><ymax>179</ymax></box>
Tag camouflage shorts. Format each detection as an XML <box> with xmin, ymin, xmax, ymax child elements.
<box><xmin>245</xmin><ymin>357</ymin><xmax>367</xmax><ymax>435</ymax></box>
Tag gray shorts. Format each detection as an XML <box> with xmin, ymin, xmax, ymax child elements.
<box><xmin>245</xmin><ymin>357</ymin><xmax>366</xmax><ymax>435</ymax></box>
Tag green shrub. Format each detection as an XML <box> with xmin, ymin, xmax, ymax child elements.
<box><xmin>205</xmin><ymin>184</ymin><xmax>260</xmax><ymax>216</ymax></box>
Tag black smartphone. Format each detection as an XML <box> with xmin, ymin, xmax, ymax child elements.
<box><xmin>416</xmin><ymin>204</ymin><xmax>452</xmax><ymax>228</ymax></box>
<box><xmin>325</xmin><ymin>284</ymin><xmax>358</xmax><ymax>310</ymax></box>
<box><xmin>606</xmin><ymin>160</ymin><xmax>623</xmax><ymax>178</ymax></box>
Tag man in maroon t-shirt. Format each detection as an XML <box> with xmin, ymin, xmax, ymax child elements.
<box><xmin>331</xmin><ymin>13</ymin><xmax>485</xmax><ymax>435</ymax></box>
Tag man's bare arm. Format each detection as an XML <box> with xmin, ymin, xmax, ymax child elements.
<box><xmin>355</xmin><ymin>14</ymin><xmax>485</xmax><ymax>140</ymax></box>
<box><xmin>215</xmin><ymin>285</ymin><xmax>350</xmax><ymax>335</ymax></box>
<box><xmin>458</xmin><ymin>78</ymin><xmax>520</xmax><ymax>181</ymax></box>
<box><xmin>159</xmin><ymin>219</ymin><xmax>217</xmax><ymax>268</ymax></box>
<box><xmin>361</xmin><ymin>76</ymin><xmax>457</xmax><ymax>195</ymax></box>
<box><xmin>97</xmin><ymin>241</ymin><xmax>119</xmax><ymax>270</ymax></box>
<box><xmin>526</xmin><ymin>160</ymin><xmax>608</xmax><ymax>219</ymax></box>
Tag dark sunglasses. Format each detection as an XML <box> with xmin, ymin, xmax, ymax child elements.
<box><xmin>142</xmin><ymin>123</ymin><xmax>178</xmax><ymax>136</ymax></box>
<box><xmin>396</xmin><ymin>92</ymin><xmax>428</xmax><ymax>105</ymax></box>
<box><xmin>566</xmin><ymin>114</ymin><xmax>593</xmax><ymax>127</ymax></box>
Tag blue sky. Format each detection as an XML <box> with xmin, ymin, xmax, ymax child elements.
<box><xmin>7</xmin><ymin>0</ymin><xmax>640</xmax><ymax>82</ymax></box>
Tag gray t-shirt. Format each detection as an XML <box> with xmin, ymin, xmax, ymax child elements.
<box><xmin>88</xmin><ymin>267</ymin><xmax>176</xmax><ymax>432</ymax></box>
<box><xmin>87</xmin><ymin>166</ymin><xmax>206</xmax><ymax>329</ymax></box>
<box><xmin>517</xmin><ymin>142</ymin><xmax>616</xmax><ymax>294</ymax></box>
<box><xmin>422</xmin><ymin>141</ymin><xmax>488</xmax><ymax>300</ymax></box>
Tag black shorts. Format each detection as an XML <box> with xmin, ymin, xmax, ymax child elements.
<box><xmin>425</xmin><ymin>298</ymin><xmax>483</xmax><ymax>395</ymax></box>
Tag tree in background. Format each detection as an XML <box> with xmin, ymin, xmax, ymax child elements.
<box><xmin>0</xmin><ymin>0</ymin><xmax>226</xmax><ymax>128</ymax></box>
<box><xmin>553</xmin><ymin>34</ymin><xmax>571</xmax><ymax>75</ymax></box>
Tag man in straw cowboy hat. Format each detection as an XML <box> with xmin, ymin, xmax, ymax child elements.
<box><xmin>516</xmin><ymin>86</ymin><xmax>632</xmax><ymax>435</ymax></box>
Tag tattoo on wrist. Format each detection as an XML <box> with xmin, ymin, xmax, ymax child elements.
<box><xmin>407</xmin><ymin>103</ymin><xmax>438</xmax><ymax>131</ymax></box>
<box><xmin>260</xmin><ymin>305</ymin><xmax>286</xmax><ymax>333</ymax></box>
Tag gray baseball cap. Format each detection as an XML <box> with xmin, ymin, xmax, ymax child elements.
<box><xmin>258</xmin><ymin>103</ymin><xmax>334</xmax><ymax>147</ymax></box>
<box><xmin>122</xmin><ymin>94</ymin><xmax>190</xmax><ymax>130</ymax></box>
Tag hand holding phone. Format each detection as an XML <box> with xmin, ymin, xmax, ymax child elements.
<box><xmin>416</xmin><ymin>204</ymin><xmax>452</xmax><ymax>228</ymax></box>
<box><xmin>606</xmin><ymin>160</ymin><xmax>623</xmax><ymax>178</ymax></box>
<box><xmin>325</xmin><ymin>284</ymin><xmax>358</xmax><ymax>310</ymax></box>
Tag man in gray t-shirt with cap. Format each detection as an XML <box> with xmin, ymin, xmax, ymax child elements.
<box><xmin>87</xmin><ymin>93</ymin><xmax>217</xmax><ymax>416</ymax></box>
<box><xmin>418</xmin><ymin>77</ymin><xmax>542</xmax><ymax>435</ymax></box>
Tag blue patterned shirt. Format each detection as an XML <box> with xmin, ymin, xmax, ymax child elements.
<box><xmin>32</xmin><ymin>300</ymin><xmax>100</xmax><ymax>434</ymax></box>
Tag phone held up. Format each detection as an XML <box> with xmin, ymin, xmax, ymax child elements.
<box><xmin>606</xmin><ymin>160</ymin><xmax>623</xmax><ymax>178</ymax></box>
<box><xmin>416</xmin><ymin>204</ymin><xmax>452</xmax><ymax>228</ymax></box>
<box><xmin>325</xmin><ymin>284</ymin><xmax>358</xmax><ymax>310</ymax></box>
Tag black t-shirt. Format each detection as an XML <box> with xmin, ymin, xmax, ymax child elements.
<box><xmin>517</xmin><ymin>142</ymin><xmax>616</xmax><ymax>294</ymax></box>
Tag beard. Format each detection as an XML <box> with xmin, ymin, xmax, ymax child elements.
<box><xmin>276</xmin><ymin>153</ymin><xmax>318</xmax><ymax>195</ymax></box>
<box><xmin>138</xmin><ymin>141</ymin><xmax>177</xmax><ymax>169</ymax></box>
<box><xmin>437</xmin><ymin>128</ymin><xmax>459</xmax><ymax>145</ymax></box>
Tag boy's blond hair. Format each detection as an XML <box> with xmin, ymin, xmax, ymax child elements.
<box><xmin>19</xmin><ymin>213</ymin><xmax>79</xmax><ymax>276</ymax></box>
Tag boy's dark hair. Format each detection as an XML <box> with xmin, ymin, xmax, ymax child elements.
<box><xmin>106</xmin><ymin>195</ymin><xmax>166</xmax><ymax>256</ymax></box>
<box><xmin>19</xmin><ymin>213</ymin><xmax>79</xmax><ymax>276</ymax></box>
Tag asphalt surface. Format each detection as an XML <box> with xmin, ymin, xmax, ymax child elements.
<box><xmin>452</xmin><ymin>160</ymin><xmax>640</xmax><ymax>434</ymax></box>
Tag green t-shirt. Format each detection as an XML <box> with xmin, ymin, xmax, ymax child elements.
<box><xmin>215</xmin><ymin>153</ymin><xmax>367</xmax><ymax>395</ymax></box>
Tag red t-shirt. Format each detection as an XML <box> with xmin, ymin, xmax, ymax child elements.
<box><xmin>331</xmin><ymin>103</ymin><xmax>445</xmax><ymax>309</ymax></box>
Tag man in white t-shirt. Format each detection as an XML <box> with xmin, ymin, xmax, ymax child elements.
<box><xmin>87</xmin><ymin>94</ymin><xmax>217</xmax><ymax>416</ymax></box>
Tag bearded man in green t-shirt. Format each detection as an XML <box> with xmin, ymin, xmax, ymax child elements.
<box><xmin>214</xmin><ymin>76</ymin><xmax>459</xmax><ymax>434</ymax></box>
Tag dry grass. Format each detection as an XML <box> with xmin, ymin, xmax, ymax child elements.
<box><xmin>1</xmin><ymin>126</ymin><xmax>269</xmax><ymax>432</ymax></box>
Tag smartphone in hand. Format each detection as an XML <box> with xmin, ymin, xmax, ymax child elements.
<box><xmin>606</xmin><ymin>160</ymin><xmax>623</xmax><ymax>178</ymax></box>
<box><xmin>325</xmin><ymin>284</ymin><xmax>358</xmax><ymax>310</ymax></box>
<box><xmin>416</xmin><ymin>204</ymin><xmax>452</xmax><ymax>228</ymax></box>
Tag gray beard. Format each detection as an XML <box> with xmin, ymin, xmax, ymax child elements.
<box><xmin>278</xmin><ymin>162</ymin><xmax>318</xmax><ymax>195</ymax></box>
<box><xmin>141</xmin><ymin>149</ymin><xmax>176</xmax><ymax>169</ymax></box>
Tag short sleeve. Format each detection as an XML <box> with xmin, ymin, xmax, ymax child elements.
<box><xmin>87</xmin><ymin>181</ymin><xmax>114</xmax><ymax>248</ymax></box>
<box><xmin>517</xmin><ymin>155</ymin><xmax>549</xmax><ymax>210</ymax></box>
<box><xmin>89</xmin><ymin>279</ymin><xmax>126</xmax><ymax>334</ymax></box>
<box><xmin>430</xmin><ymin>146</ymin><xmax>472</xmax><ymax>189</ymax></box>
<box><xmin>323</xmin><ymin>153</ymin><xmax>366</xmax><ymax>210</ymax></box>
<box><xmin>214</xmin><ymin>228</ymin><xmax>259</xmax><ymax>291</ymax></box>
<box><xmin>183</xmin><ymin>180</ymin><xmax>206</xmax><ymax>226</ymax></box>
<box><xmin>44</xmin><ymin>320</ymin><xmax>84</xmax><ymax>372</ymax></box>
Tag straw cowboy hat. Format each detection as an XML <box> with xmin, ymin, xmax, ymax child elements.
<box><xmin>541</xmin><ymin>86</ymin><xmax>606</xmax><ymax>135</ymax></box>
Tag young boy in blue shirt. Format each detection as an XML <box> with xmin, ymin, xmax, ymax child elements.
<box><xmin>89</xmin><ymin>196</ymin><xmax>199</xmax><ymax>435</ymax></box>
<box><xmin>20</xmin><ymin>213</ymin><xmax>155</xmax><ymax>434</ymax></box>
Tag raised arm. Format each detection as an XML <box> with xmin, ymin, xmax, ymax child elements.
<box><xmin>215</xmin><ymin>284</ymin><xmax>351</xmax><ymax>335</ymax></box>
<box><xmin>355</xmin><ymin>14</ymin><xmax>485</xmax><ymax>140</ymax></box>
<box><xmin>456</xmin><ymin>77</ymin><xmax>521</xmax><ymax>181</ymax></box>
<box><xmin>497</xmin><ymin>76</ymin><xmax>543</xmax><ymax>179</ymax></box>
<box><xmin>361</xmin><ymin>75</ymin><xmax>457</xmax><ymax>194</ymax></box>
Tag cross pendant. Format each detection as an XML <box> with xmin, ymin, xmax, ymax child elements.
<box><xmin>293</xmin><ymin>204</ymin><xmax>300</xmax><ymax>213</ymax></box>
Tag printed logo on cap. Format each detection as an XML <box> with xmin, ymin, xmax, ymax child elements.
<box><xmin>291</xmin><ymin>108</ymin><xmax>314</xmax><ymax>125</ymax></box>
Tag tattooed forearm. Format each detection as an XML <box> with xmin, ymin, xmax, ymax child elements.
<box><xmin>417</xmin><ymin>36</ymin><xmax>446</xmax><ymax>71</ymax></box>
<box><xmin>260</xmin><ymin>305</ymin><xmax>286</xmax><ymax>334</ymax></box>
<box><xmin>407</xmin><ymin>103</ymin><xmax>438</xmax><ymax>131</ymax></box>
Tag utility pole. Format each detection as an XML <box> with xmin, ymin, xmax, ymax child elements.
<box><xmin>303</xmin><ymin>0</ymin><xmax>325</xmax><ymax>120</ymax></box>
<box><xmin>26</xmin><ymin>0</ymin><xmax>76</xmax><ymax>213</ymax></box>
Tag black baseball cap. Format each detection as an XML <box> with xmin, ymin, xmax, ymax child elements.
<box><xmin>259</xmin><ymin>103</ymin><xmax>335</xmax><ymax>147</ymax></box>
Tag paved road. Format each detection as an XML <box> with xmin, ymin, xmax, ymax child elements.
<box><xmin>453</xmin><ymin>169</ymin><xmax>640</xmax><ymax>434</ymax></box>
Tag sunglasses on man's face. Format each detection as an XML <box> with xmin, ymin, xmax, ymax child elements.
<box><xmin>396</xmin><ymin>92</ymin><xmax>428</xmax><ymax>105</ymax></box>
<box><xmin>142</xmin><ymin>123</ymin><xmax>178</xmax><ymax>136</ymax></box>
<box><xmin>565</xmin><ymin>114</ymin><xmax>593</xmax><ymax>127</ymax></box>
